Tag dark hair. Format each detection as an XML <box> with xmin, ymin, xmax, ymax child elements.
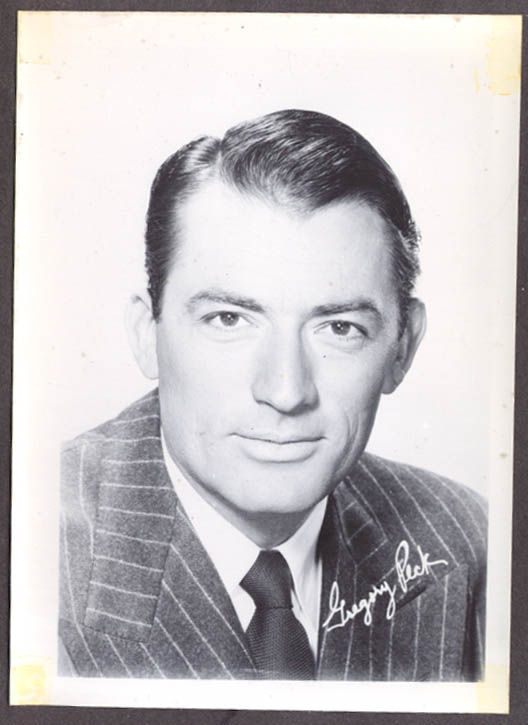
<box><xmin>145</xmin><ymin>109</ymin><xmax>420</xmax><ymax>330</ymax></box>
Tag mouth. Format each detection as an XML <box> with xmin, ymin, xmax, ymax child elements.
<box><xmin>237</xmin><ymin>434</ymin><xmax>322</xmax><ymax>444</ymax></box>
<box><xmin>233</xmin><ymin>433</ymin><xmax>323</xmax><ymax>462</ymax></box>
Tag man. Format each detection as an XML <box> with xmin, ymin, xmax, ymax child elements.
<box><xmin>59</xmin><ymin>109</ymin><xmax>487</xmax><ymax>681</ymax></box>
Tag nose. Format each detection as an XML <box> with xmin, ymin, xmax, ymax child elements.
<box><xmin>251</xmin><ymin>329</ymin><xmax>319</xmax><ymax>415</ymax></box>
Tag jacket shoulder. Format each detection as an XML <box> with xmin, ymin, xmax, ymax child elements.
<box><xmin>360</xmin><ymin>451</ymin><xmax>487</xmax><ymax>518</ymax></box>
<box><xmin>60</xmin><ymin>388</ymin><xmax>161</xmax><ymax>528</ymax></box>
<box><xmin>345</xmin><ymin>451</ymin><xmax>488</xmax><ymax>572</ymax></box>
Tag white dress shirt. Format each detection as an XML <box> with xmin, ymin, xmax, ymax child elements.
<box><xmin>161</xmin><ymin>433</ymin><xmax>327</xmax><ymax>656</ymax></box>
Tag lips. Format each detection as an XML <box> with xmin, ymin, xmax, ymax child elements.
<box><xmin>236</xmin><ymin>432</ymin><xmax>323</xmax><ymax>444</ymax></box>
<box><xmin>233</xmin><ymin>433</ymin><xmax>323</xmax><ymax>462</ymax></box>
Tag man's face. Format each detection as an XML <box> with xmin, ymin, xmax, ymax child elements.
<box><xmin>141</xmin><ymin>181</ymin><xmax>418</xmax><ymax>527</ymax></box>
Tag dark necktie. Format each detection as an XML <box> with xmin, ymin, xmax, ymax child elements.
<box><xmin>241</xmin><ymin>550</ymin><xmax>316</xmax><ymax>680</ymax></box>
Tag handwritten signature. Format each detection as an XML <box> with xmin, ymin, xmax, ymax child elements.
<box><xmin>322</xmin><ymin>540</ymin><xmax>448</xmax><ymax>632</ymax></box>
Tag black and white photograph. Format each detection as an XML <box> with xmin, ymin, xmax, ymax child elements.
<box><xmin>10</xmin><ymin>12</ymin><xmax>519</xmax><ymax>712</ymax></box>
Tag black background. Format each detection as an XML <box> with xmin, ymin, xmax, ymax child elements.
<box><xmin>1</xmin><ymin>1</ymin><xmax>527</xmax><ymax>723</ymax></box>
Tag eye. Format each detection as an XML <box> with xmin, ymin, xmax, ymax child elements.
<box><xmin>316</xmin><ymin>319</ymin><xmax>367</xmax><ymax>345</ymax></box>
<box><xmin>205</xmin><ymin>311</ymin><xmax>249</xmax><ymax>329</ymax></box>
<box><xmin>329</xmin><ymin>321</ymin><xmax>355</xmax><ymax>337</ymax></box>
<box><xmin>328</xmin><ymin>320</ymin><xmax>366</xmax><ymax>338</ymax></box>
<box><xmin>217</xmin><ymin>312</ymin><xmax>241</xmax><ymax>327</ymax></box>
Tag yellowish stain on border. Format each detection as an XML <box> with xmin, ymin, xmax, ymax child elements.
<box><xmin>486</xmin><ymin>16</ymin><xmax>521</xmax><ymax>96</ymax></box>
<box><xmin>473</xmin><ymin>68</ymin><xmax>481</xmax><ymax>94</ymax></box>
<box><xmin>476</xmin><ymin>665</ymin><xmax>509</xmax><ymax>714</ymax></box>
<box><xmin>11</xmin><ymin>657</ymin><xmax>51</xmax><ymax>705</ymax></box>
<box><xmin>18</xmin><ymin>11</ymin><xmax>54</xmax><ymax>65</ymax></box>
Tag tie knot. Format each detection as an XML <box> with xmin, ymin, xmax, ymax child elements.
<box><xmin>241</xmin><ymin>550</ymin><xmax>293</xmax><ymax>609</ymax></box>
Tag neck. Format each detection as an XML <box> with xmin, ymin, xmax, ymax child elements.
<box><xmin>219</xmin><ymin>506</ymin><xmax>313</xmax><ymax>549</ymax></box>
<box><xmin>185</xmin><ymin>475</ymin><xmax>314</xmax><ymax>547</ymax></box>
<box><xmin>189</xmin><ymin>480</ymin><xmax>314</xmax><ymax>547</ymax></box>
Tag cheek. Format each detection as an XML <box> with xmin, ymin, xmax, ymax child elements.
<box><xmin>156</xmin><ymin>333</ymin><xmax>250</xmax><ymax>430</ymax></box>
<box><xmin>158</xmin><ymin>328</ymin><xmax>214</xmax><ymax>387</ymax></box>
<box><xmin>318</xmin><ymin>355</ymin><xmax>389</xmax><ymax>439</ymax></box>
<box><xmin>156</xmin><ymin>333</ymin><xmax>206</xmax><ymax>415</ymax></box>
<box><xmin>321</xmin><ymin>353</ymin><xmax>388</xmax><ymax>407</ymax></box>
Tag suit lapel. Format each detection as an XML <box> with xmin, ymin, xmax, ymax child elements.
<box><xmin>316</xmin><ymin>479</ymin><xmax>388</xmax><ymax>680</ymax></box>
<box><xmin>84</xmin><ymin>392</ymin><xmax>177</xmax><ymax>641</ymax></box>
<box><xmin>154</xmin><ymin>506</ymin><xmax>255</xmax><ymax>678</ymax></box>
<box><xmin>83</xmin><ymin>390</ymin><xmax>255</xmax><ymax>679</ymax></box>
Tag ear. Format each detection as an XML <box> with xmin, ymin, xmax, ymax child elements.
<box><xmin>382</xmin><ymin>299</ymin><xmax>426</xmax><ymax>394</ymax></box>
<box><xmin>125</xmin><ymin>291</ymin><xmax>159</xmax><ymax>380</ymax></box>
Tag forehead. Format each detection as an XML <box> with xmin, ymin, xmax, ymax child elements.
<box><xmin>168</xmin><ymin>181</ymin><xmax>398</xmax><ymax>312</ymax></box>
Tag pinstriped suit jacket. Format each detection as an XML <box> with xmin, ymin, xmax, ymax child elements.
<box><xmin>59</xmin><ymin>389</ymin><xmax>487</xmax><ymax>681</ymax></box>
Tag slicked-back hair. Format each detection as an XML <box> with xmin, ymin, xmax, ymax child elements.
<box><xmin>145</xmin><ymin>109</ymin><xmax>420</xmax><ymax>331</ymax></box>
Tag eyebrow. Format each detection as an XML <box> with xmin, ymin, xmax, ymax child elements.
<box><xmin>186</xmin><ymin>288</ymin><xmax>382</xmax><ymax>321</ymax></box>
<box><xmin>185</xmin><ymin>290</ymin><xmax>265</xmax><ymax>314</ymax></box>
<box><xmin>311</xmin><ymin>299</ymin><xmax>382</xmax><ymax>321</ymax></box>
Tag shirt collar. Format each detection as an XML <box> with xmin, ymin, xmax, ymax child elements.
<box><xmin>276</xmin><ymin>498</ymin><xmax>326</xmax><ymax>611</ymax></box>
<box><xmin>161</xmin><ymin>431</ymin><xmax>327</xmax><ymax>606</ymax></box>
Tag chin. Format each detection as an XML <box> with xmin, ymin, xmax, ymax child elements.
<box><xmin>229</xmin><ymin>475</ymin><xmax>333</xmax><ymax>517</ymax></box>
